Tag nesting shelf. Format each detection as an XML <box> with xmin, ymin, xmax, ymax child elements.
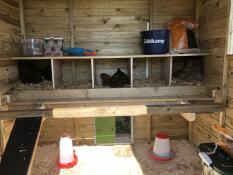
<box><xmin>10</xmin><ymin>53</ymin><xmax>210</xmax><ymax>89</ymax></box>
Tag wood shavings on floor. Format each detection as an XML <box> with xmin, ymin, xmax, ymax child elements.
<box><xmin>134</xmin><ymin>78</ymin><xmax>167</xmax><ymax>87</ymax></box>
<box><xmin>31</xmin><ymin>140</ymin><xmax>202</xmax><ymax>175</ymax></box>
<box><xmin>171</xmin><ymin>79</ymin><xmax>208</xmax><ymax>86</ymax></box>
<box><xmin>13</xmin><ymin>78</ymin><xmax>208</xmax><ymax>91</ymax></box>
<box><xmin>14</xmin><ymin>81</ymin><xmax>53</xmax><ymax>90</ymax></box>
<box><xmin>57</xmin><ymin>81</ymin><xmax>92</xmax><ymax>89</ymax></box>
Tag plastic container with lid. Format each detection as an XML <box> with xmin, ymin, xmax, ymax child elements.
<box><xmin>21</xmin><ymin>39</ymin><xmax>44</xmax><ymax>57</ymax></box>
<box><xmin>44</xmin><ymin>37</ymin><xmax>64</xmax><ymax>56</ymax></box>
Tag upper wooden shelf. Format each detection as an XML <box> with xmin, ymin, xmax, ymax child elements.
<box><xmin>8</xmin><ymin>53</ymin><xmax>210</xmax><ymax>60</ymax></box>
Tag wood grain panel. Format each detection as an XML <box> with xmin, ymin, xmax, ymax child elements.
<box><xmin>0</xmin><ymin>0</ymin><xmax>20</xmax><ymax>95</ymax></box>
<box><xmin>198</xmin><ymin>0</ymin><xmax>229</xmax><ymax>87</ymax></box>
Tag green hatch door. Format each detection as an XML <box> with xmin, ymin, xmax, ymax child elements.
<box><xmin>95</xmin><ymin>117</ymin><xmax>115</xmax><ymax>145</ymax></box>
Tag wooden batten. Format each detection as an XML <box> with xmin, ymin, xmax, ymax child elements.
<box><xmin>149</xmin><ymin>0</ymin><xmax>153</xmax><ymax>30</ymax></box>
<box><xmin>181</xmin><ymin>113</ymin><xmax>196</xmax><ymax>122</ymax></box>
<box><xmin>19</xmin><ymin>0</ymin><xmax>26</xmax><ymax>39</ymax></box>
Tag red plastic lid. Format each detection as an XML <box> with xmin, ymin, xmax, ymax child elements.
<box><xmin>156</xmin><ymin>132</ymin><xmax>169</xmax><ymax>139</ymax></box>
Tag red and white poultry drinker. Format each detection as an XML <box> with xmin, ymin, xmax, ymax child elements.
<box><xmin>58</xmin><ymin>136</ymin><xmax>78</xmax><ymax>169</ymax></box>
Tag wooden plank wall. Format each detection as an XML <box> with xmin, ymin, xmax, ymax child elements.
<box><xmin>73</xmin><ymin>0</ymin><xmax>148</xmax><ymax>55</ymax></box>
<box><xmin>39</xmin><ymin>115</ymin><xmax>188</xmax><ymax>144</ymax></box>
<box><xmin>0</xmin><ymin>0</ymin><xmax>20</xmax><ymax>155</ymax></box>
<box><xmin>225</xmin><ymin>56</ymin><xmax>233</xmax><ymax>136</ymax></box>
<box><xmin>39</xmin><ymin>118</ymin><xmax>76</xmax><ymax>143</ymax></box>
<box><xmin>192</xmin><ymin>113</ymin><xmax>220</xmax><ymax>147</ymax></box>
<box><xmin>134</xmin><ymin>115</ymin><xmax>188</xmax><ymax>141</ymax></box>
<box><xmin>190</xmin><ymin>0</ymin><xmax>231</xmax><ymax>147</ymax></box>
<box><xmin>0</xmin><ymin>0</ymin><xmax>20</xmax><ymax>95</ymax></box>
<box><xmin>24</xmin><ymin>0</ymin><xmax>70</xmax><ymax>47</ymax></box>
<box><xmin>152</xmin><ymin>0</ymin><xmax>195</xmax><ymax>29</ymax></box>
<box><xmin>24</xmin><ymin>0</ymin><xmax>195</xmax><ymax>82</ymax></box>
<box><xmin>198</xmin><ymin>0</ymin><xmax>229</xmax><ymax>87</ymax></box>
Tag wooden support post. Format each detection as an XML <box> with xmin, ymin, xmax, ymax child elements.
<box><xmin>19</xmin><ymin>0</ymin><xmax>26</xmax><ymax>39</ymax></box>
<box><xmin>149</xmin><ymin>0</ymin><xmax>153</xmax><ymax>30</ymax></box>
<box><xmin>147</xmin><ymin>116</ymin><xmax>152</xmax><ymax>143</ymax></box>
<box><xmin>220</xmin><ymin>112</ymin><xmax>226</xmax><ymax>128</ymax></box>
<box><xmin>91</xmin><ymin>58</ymin><xmax>95</xmax><ymax>89</ymax></box>
<box><xmin>0</xmin><ymin>97</ymin><xmax>6</xmax><ymax>155</ymax></box>
<box><xmin>146</xmin><ymin>58</ymin><xmax>149</xmax><ymax>79</ymax></box>
<box><xmin>69</xmin><ymin>0</ymin><xmax>74</xmax><ymax>48</ymax></box>
<box><xmin>145</xmin><ymin>0</ymin><xmax>153</xmax><ymax>79</ymax></box>
<box><xmin>169</xmin><ymin>57</ymin><xmax>173</xmax><ymax>86</ymax></box>
<box><xmin>51</xmin><ymin>59</ymin><xmax>63</xmax><ymax>89</ymax></box>
<box><xmin>0</xmin><ymin>121</ymin><xmax>6</xmax><ymax>156</ymax></box>
<box><xmin>189</xmin><ymin>122</ymin><xmax>193</xmax><ymax>144</ymax></box>
<box><xmin>195</xmin><ymin>0</ymin><xmax>200</xmax><ymax>40</ymax></box>
<box><xmin>161</xmin><ymin>57</ymin><xmax>173</xmax><ymax>86</ymax></box>
<box><xmin>180</xmin><ymin>113</ymin><xmax>196</xmax><ymax>143</ymax></box>
<box><xmin>68</xmin><ymin>0</ymin><xmax>76</xmax><ymax>83</ymax></box>
<box><xmin>130</xmin><ymin>57</ymin><xmax>134</xmax><ymax>87</ymax></box>
<box><xmin>220</xmin><ymin>0</ymin><xmax>231</xmax><ymax>128</ymax></box>
<box><xmin>72</xmin><ymin>61</ymin><xmax>76</xmax><ymax>83</ymax></box>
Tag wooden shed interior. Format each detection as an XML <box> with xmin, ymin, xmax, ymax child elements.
<box><xmin>0</xmin><ymin>0</ymin><xmax>233</xmax><ymax>174</ymax></box>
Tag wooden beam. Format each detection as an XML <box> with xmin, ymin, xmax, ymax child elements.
<box><xmin>147</xmin><ymin>103</ymin><xmax>224</xmax><ymax>115</ymax></box>
<box><xmin>10</xmin><ymin>86</ymin><xmax>214</xmax><ymax>101</ymax></box>
<box><xmin>19</xmin><ymin>0</ymin><xmax>25</xmax><ymax>39</ymax></box>
<box><xmin>0</xmin><ymin>110</ymin><xmax>52</xmax><ymax>120</ymax></box>
<box><xmin>180</xmin><ymin>113</ymin><xmax>196</xmax><ymax>122</ymax></box>
<box><xmin>2</xmin><ymin>102</ymin><xmax>224</xmax><ymax>119</ymax></box>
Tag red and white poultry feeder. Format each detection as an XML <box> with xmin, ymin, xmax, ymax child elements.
<box><xmin>149</xmin><ymin>132</ymin><xmax>175</xmax><ymax>161</ymax></box>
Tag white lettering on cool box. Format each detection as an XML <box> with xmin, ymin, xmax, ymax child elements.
<box><xmin>144</xmin><ymin>39</ymin><xmax>165</xmax><ymax>44</ymax></box>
